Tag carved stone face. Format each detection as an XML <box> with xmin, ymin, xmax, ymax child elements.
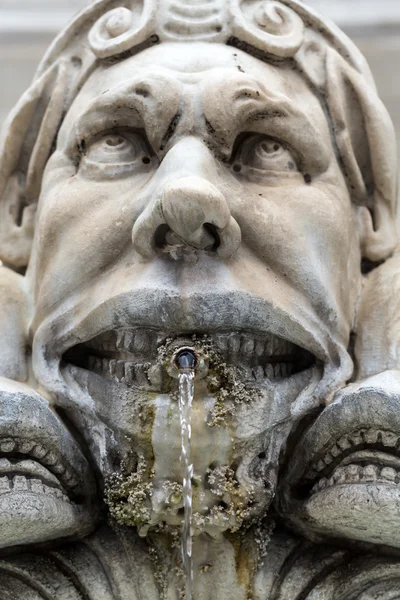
<box><xmin>28</xmin><ymin>42</ymin><xmax>361</xmax><ymax>534</ymax></box>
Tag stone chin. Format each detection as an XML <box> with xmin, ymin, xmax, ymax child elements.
<box><xmin>0</xmin><ymin>379</ymin><xmax>97</xmax><ymax>550</ymax></box>
<box><xmin>278</xmin><ymin>372</ymin><xmax>400</xmax><ymax>550</ymax></box>
<box><xmin>30</xmin><ymin>282</ymin><xmax>350</xmax><ymax>536</ymax></box>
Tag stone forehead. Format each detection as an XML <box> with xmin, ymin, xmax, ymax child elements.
<box><xmin>61</xmin><ymin>42</ymin><xmax>324</xmax><ymax>133</ymax></box>
<box><xmin>79</xmin><ymin>43</ymin><xmax>307</xmax><ymax>94</ymax></box>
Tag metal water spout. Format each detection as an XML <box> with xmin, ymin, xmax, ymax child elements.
<box><xmin>167</xmin><ymin>343</ymin><xmax>209</xmax><ymax>380</ymax></box>
<box><xmin>175</xmin><ymin>349</ymin><xmax>197</xmax><ymax>371</ymax></box>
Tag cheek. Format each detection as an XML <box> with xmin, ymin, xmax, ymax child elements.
<box><xmin>236</xmin><ymin>184</ymin><xmax>356</xmax><ymax>260</ymax></box>
<box><xmin>32</xmin><ymin>175</ymin><xmax>142</xmax><ymax>306</ymax></box>
<box><xmin>234</xmin><ymin>183</ymin><xmax>361</xmax><ymax>318</ymax></box>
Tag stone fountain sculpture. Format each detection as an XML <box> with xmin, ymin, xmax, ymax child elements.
<box><xmin>0</xmin><ymin>0</ymin><xmax>399</xmax><ymax>597</ymax></box>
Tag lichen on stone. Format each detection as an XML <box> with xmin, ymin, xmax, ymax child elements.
<box><xmin>105</xmin><ymin>455</ymin><xmax>154</xmax><ymax>530</ymax></box>
<box><xmin>157</xmin><ymin>334</ymin><xmax>260</xmax><ymax>427</ymax></box>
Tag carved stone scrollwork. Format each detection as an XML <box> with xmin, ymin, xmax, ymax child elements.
<box><xmin>231</xmin><ymin>0</ymin><xmax>304</xmax><ymax>57</ymax></box>
<box><xmin>88</xmin><ymin>2</ymin><xmax>157</xmax><ymax>59</ymax></box>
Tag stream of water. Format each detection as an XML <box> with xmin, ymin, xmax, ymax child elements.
<box><xmin>178</xmin><ymin>370</ymin><xmax>195</xmax><ymax>600</ymax></box>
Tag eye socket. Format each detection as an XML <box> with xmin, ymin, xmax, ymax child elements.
<box><xmin>84</xmin><ymin>131</ymin><xmax>152</xmax><ymax>166</ymax></box>
<box><xmin>232</xmin><ymin>134</ymin><xmax>298</xmax><ymax>177</ymax></box>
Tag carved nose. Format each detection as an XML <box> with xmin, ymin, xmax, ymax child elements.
<box><xmin>159</xmin><ymin>177</ymin><xmax>241</xmax><ymax>257</ymax></box>
<box><xmin>132</xmin><ymin>175</ymin><xmax>241</xmax><ymax>259</ymax></box>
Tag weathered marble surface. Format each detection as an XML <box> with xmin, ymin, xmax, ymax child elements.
<box><xmin>2</xmin><ymin>2</ymin><xmax>400</xmax><ymax>161</ymax></box>
<box><xmin>0</xmin><ymin>0</ymin><xmax>400</xmax><ymax>598</ymax></box>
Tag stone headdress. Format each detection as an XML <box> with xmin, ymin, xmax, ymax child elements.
<box><xmin>0</xmin><ymin>0</ymin><xmax>397</xmax><ymax>267</ymax></box>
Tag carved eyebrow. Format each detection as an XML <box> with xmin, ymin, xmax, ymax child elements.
<box><xmin>232</xmin><ymin>83</ymin><xmax>291</xmax><ymax>122</ymax></box>
<box><xmin>241</xmin><ymin>105</ymin><xmax>330</xmax><ymax>173</ymax></box>
<box><xmin>75</xmin><ymin>104</ymin><xmax>142</xmax><ymax>145</ymax></box>
<box><xmin>66</xmin><ymin>74</ymin><xmax>183</xmax><ymax>155</ymax></box>
<box><xmin>203</xmin><ymin>80</ymin><xmax>330</xmax><ymax>172</ymax></box>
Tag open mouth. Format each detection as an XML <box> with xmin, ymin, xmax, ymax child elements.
<box><xmin>277</xmin><ymin>384</ymin><xmax>400</xmax><ymax>549</ymax></box>
<box><xmin>0</xmin><ymin>438</ymin><xmax>80</xmax><ymax>504</ymax></box>
<box><xmin>306</xmin><ymin>428</ymin><xmax>400</xmax><ymax>496</ymax></box>
<box><xmin>63</xmin><ymin>328</ymin><xmax>315</xmax><ymax>388</ymax></box>
<box><xmin>0</xmin><ymin>384</ymin><xmax>97</xmax><ymax>549</ymax></box>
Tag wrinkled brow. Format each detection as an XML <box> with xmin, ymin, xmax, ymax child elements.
<box><xmin>201</xmin><ymin>74</ymin><xmax>331</xmax><ymax>173</ymax></box>
<box><xmin>70</xmin><ymin>72</ymin><xmax>183</xmax><ymax>154</ymax></box>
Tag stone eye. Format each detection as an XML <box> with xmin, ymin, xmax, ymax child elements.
<box><xmin>104</xmin><ymin>135</ymin><xmax>126</xmax><ymax>147</ymax></box>
<box><xmin>85</xmin><ymin>132</ymin><xmax>151</xmax><ymax>165</ymax></box>
<box><xmin>232</xmin><ymin>134</ymin><xmax>297</xmax><ymax>175</ymax></box>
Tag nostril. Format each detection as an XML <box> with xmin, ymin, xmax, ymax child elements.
<box><xmin>154</xmin><ymin>223</ymin><xmax>171</xmax><ymax>248</ymax></box>
<box><xmin>203</xmin><ymin>223</ymin><xmax>221</xmax><ymax>251</ymax></box>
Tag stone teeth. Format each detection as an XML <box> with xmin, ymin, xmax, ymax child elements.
<box><xmin>332</xmin><ymin>467</ymin><xmax>346</xmax><ymax>484</ymax></box>
<box><xmin>102</xmin><ymin>358</ymin><xmax>109</xmax><ymax>372</ymax></box>
<box><xmin>228</xmin><ymin>335</ymin><xmax>241</xmax><ymax>354</ymax></box>
<box><xmin>255</xmin><ymin>339</ymin><xmax>264</xmax><ymax>357</ymax></box>
<box><xmin>52</xmin><ymin>463</ymin><xmax>66</xmax><ymax>475</ymax></box>
<box><xmin>264</xmin><ymin>337</ymin><xmax>273</xmax><ymax>356</ymax></box>
<box><xmin>18</xmin><ymin>441</ymin><xmax>36</xmax><ymax>454</ymax></box>
<box><xmin>116</xmin><ymin>330</ymin><xmax>125</xmax><ymax>350</ymax></box>
<box><xmin>12</xmin><ymin>475</ymin><xmax>28</xmax><ymax>492</ymax></box>
<box><xmin>336</xmin><ymin>436</ymin><xmax>352</xmax><ymax>451</ymax></box>
<box><xmin>253</xmin><ymin>366</ymin><xmax>264</xmax><ymax>380</ymax></box>
<box><xmin>123</xmin><ymin>331</ymin><xmax>135</xmax><ymax>352</ymax></box>
<box><xmin>315</xmin><ymin>477</ymin><xmax>327</xmax><ymax>492</ymax></box>
<box><xmin>133</xmin><ymin>330</ymin><xmax>150</xmax><ymax>354</ymax></box>
<box><xmin>134</xmin><ymin>365</ymin><xmax>149</xmax><ymax>386</ymax></box>
<box><xmin>109</xmin><ymin>359</ymin><xmax>117</xmax><ymax>377</ymax></box>
<box><xmin>265</xmin><ymin>364</ymin><xmax>274</xmax><ymax>379</ymax></box>
<box><xmin>362</xmin><ymin>464</ymin><xmax>379</xmax><ymax>481</ymax></box>
<box><xmin>381</xmin><ymin>467</ymin><xmax>397</xmax><ymax>482</ymax></box>
<box><xmin>30</xmin><ymin>479</ymin><xmax>44</xmax><ymax>494</ymax></box>
<box><xmin>31</xmin><ymin>445</ymin><xmax>48</xmax><ymax>459</ymax></box>
<box><xmin>214</xmin><ymin>334</ymin><xmax>228</xmax><ymax>353</ymax></box>
<box><xmin>273</xmin><ymin>338</ymin><xmax>284</xmax><ymax>355</ymax></box>
<box><xmin>63</xmin><ymin>469</ymin><xmax>78</xmax><ymax>487</ymax></box>
<box><xmin>313</xmin><ymin>461</ymin><xmax>400</xmax><ymax>495</ymax></box>
<box><xmin>363</xmin><ymin>430</ymin><xmax>379</xmax><ymax>444</ymax></box>
<box><xmin>124</xmin><ymin>362</ymin><xmax>135</xmax><ymax>385</ymax></box>
<box><xmin>241</xmin><ymin>338</ymin><xmax>254</xmax><ymax>356</ymax></box>
<box><xmin>53</xmin><ymin>488</ymin><xmax>69</xmax><ymax>501</ymax></box>
<box><xmin>147</xmin><ymin>364</ymin><xmax>164</xmax><ymax>388</ymax></box>
<box><xmin>42</xmin><ymin>451</ymin><xmax>58</xmax><ymax>467</ymax></box>
<box><xmin>380</xmin><ymin>431</ymin><xmax>398</xmax><ymax>447</ymax></box>
<box><xmin>350</xmin><ymin>432</ymin><xmax>363</xmax><ymax>446</ymax></box>
<box><xmin>0</xmin><ymin>439</ymin><xmax>15</xmax><ymax>453</ymax></box>
<box><xmin>330</xmin><ymin>444</ymin><xmax>342</xmax><ymax>458</ymax></box>
<box><xmin>0</xmin><ymin>477</ymin><xmax>11</xmax><ymax>494</ymax></box>
<box><xmin>346</xmin><ymin>464</ymin><xmax>360</xmax><ymax>482</ymax></box>
<box><xmin>115</xmin><ymin>360</ymin><xmax>125</xmax><ymax>381</ymax></box>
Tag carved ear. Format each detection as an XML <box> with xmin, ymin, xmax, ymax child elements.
<box><xmin>0</xmin><ymin>61</ymin><xmax>69</xmax><ymax>268</ymax></box>
<box><xmin>325</xmin><ymin>48</ymin><xmax>398</xmax><ymax>262</ymax></box>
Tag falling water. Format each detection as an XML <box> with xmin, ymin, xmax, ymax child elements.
<box><xmin>178</xmin><ymin>368</ymin><xmax>195</xmax><ymax>600</ymax></box>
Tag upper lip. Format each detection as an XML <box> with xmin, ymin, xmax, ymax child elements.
<box><xmin>0</xmin><ymin>384</ymin><xmax>95</xmax><ymax>502</ymax></box>
<box><xmin>34</xmin><ymin>288</ymin><xmax>344</xmax><ymax>366</ymax></box>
